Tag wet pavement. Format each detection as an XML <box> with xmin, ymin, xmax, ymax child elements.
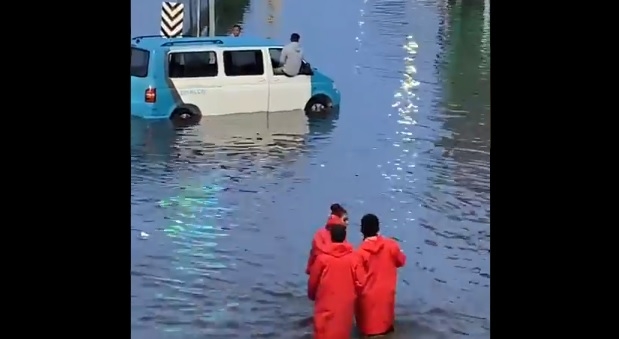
<box><xmin>131</xmin><ymin>0</ymin><xmax>490</xmax><ymax>338</ymax></box>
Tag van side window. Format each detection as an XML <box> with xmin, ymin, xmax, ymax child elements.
<box><xmin>131</xmin><ymin>47</ymin><xmax>150</xmax><ymax>78</ymax></box>
<box><xmin>268</xmin><ymin>48</ymin><xmax>282</xmax><ymax>68</ymax></box>
<box><xmin>168</xmin><ymin>51</ymin><xmax>218</xmax><ymax>78</ymax></box>
<box><xmin>223</xmin><ymin>50</ymin><xmax>264</xmax><ymax>76</ymax></box>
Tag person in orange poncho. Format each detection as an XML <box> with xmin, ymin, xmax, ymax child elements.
<box><xmin>355</xmin><ymin>213</ymin><xmax>407</xmax><ymax>337</ymax></box>
<box><xmin>308</xmin><ymin>225</ymin><xmax>366</xmax><ymax>339</ymax></box>
<box><xmin>305</xmin><ymin>204</ymin><xmax>349</xmax><ymax>275</ymax></box>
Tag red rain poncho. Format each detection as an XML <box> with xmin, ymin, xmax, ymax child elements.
<box><xmin>305</xmin><ymin>215</ymin><xmax>347</xmax><ymax>275</ymax></box>
<box><xmin>355</xmin><ymin>236</ymin><xmax>406</xmax><ymax>336</ymax></box>
<box><xmin>308</xmin><ymin>242</ymin><xmax>366</xmax><ymax>339</ymax></box>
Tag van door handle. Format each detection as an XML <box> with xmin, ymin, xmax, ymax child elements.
<box><xmin>258</xmin><ymin>79</ymin><xmax>266</xmax><ymax>83</ymax></box>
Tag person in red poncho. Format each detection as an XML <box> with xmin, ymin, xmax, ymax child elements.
<box><xmin>305</xmin><ymin>204</ymin><xmax>349</xmax><ymax>275</ymax></box>
<box><xmin>308</xmin><ymin>225</ymin><xmax>366</xmax><ymax>339</ymax></box>
<box><xmin>355</xmin><ymin>213</ymin><xmax>407</xmax><ymax>337</ymax></box>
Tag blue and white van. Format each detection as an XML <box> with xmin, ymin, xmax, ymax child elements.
<box><xmin>130</xmin><ymin>36</ymin><xmax>341</xmax><ymax>122</ymax></box>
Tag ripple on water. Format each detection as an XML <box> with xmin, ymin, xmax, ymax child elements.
<box><xmin>131</xmin><ymin>110</ymin><xmax>340</xmax><ymax>338</ymax></box>
<box><xmin>359</xmin><ymin>0</ymin><xmax>489</xmax><ymax>336</ymax></box>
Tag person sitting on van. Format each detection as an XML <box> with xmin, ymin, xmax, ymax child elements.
<box><xmin>275</xmin><ymin>33</ymin><xmax>303</xmax><ymax>77</ymax></box>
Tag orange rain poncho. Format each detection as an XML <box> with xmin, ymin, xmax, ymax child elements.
<box><xmin>308</xmin><ymin>242</ymin><xmax>366</xmax><ymax>339</ymax></box>
<box><xmin>355</xmin><ymin>236</ymin><xmax>406</xmax><ymax>336</ymax></box>
<box><xmin>305</xmin><ymin>215</ymin><xmax>348</xmax><ymax>275</ymax></box>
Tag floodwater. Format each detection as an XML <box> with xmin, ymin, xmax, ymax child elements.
<box><xmin>131</xmin><ymin>0</ymin><xmax>490</xmax><ymax>338</ymax></box>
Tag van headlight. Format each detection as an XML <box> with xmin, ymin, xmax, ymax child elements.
<box><xmin>332</xmin><ymin>82</ymin><xmax>337</xmax><ymax>90</ymax></box>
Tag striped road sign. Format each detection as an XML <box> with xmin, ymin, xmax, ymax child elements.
<box><xmin>160</xmin><ymin>2</ymin><xmax>184</xmax><ymax>38</ymax></box>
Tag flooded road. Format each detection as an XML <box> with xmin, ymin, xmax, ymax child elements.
<box><xmin>131</xmin><ymin>0</ymin><xmax>490</xmax><ymax>338</ymax></box>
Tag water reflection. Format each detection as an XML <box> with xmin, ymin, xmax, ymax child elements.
<box><xmin>131</xmin><ymin>110</ymin><xmax>340</xmax><ymax>338</ymax></box>
<box><xmin>361</xmin><ymin>0</ymin><xmax>489</xmax><ymax>337</ymax></box>
<box><xmin>177</xmin><ymin>111</ymin><xmax>308</xmax><ymax>154</ymax></box>
<box><xmin>131</xmin><ymin>118</ymin><xmax>178</xmax><ymax>158</ymax></box>
<box><xmin>131</xmin><ymin>110</ymin><xmax>339</xmax><ymax>159</ymax></box>
<box><xmin>386</xmin><ymin>33</ymin><xmax>420</xmax><ymax>210</ymax></box>
<box><xmin>437</xmin><ymin>1</ymin><xmax>490</xmax><ymax>197</ymax></box>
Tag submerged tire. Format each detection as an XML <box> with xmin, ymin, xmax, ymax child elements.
<box><xmin>305</xmin><ymin>95</ymin><xmax>333</xmax><ymax>116</ymax></box>
<box><xmin>170</xmin><ymin>108</ymin><xmax>201</xmax><ymax>127</ymax></box>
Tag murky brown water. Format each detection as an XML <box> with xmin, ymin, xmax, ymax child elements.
<box><xmin>131</xmin><ymin>0</ymin><xmax>490</xmax><ymax>338</ymax></box>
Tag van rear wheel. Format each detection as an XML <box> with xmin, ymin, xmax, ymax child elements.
<box><xmin>170</xmin><ymin>108</ymin><xmax>201</xmax><ymax>127</ymax></box>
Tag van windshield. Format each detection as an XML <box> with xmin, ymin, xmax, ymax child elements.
<box><xmin>131</xmin><ymin>47</ymin><xmax>150</xmax><ymax>78</ymax></box>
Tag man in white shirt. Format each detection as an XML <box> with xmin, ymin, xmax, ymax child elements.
<box><xmin>276</xmin><ymin>33</ymin><xmax>303</xmax><ymax>77</ymax></box>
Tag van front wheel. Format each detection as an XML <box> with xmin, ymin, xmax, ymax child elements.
<box><xmin>305</xmin><ymin>95</ymin><xmax>332</xmax><ymax>116</ymax></box>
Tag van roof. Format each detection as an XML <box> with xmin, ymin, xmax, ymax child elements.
<box><xmin>130</xmin><ymin>35</ymin><xmax>283</xmax><ymax>50</ymax></box>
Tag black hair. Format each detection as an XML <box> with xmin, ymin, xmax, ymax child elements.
<box><xmin>330</xmin><ymin>225</ymin><xmax>347</xmax><ymax>243</ymax></box>
<box><xmin>361</xmin><ymin>213</ymin><xmax>379</xmax><ymax>238</ymax></box>
<box><xmin>330</xmin><ymin>203</ymin><xmax>347</xmax><ymax>218</ymax></box>
<box><xmin>232</xmin><ymin>24</ymin><xmax>242</xmax><ymax>30</ymax></box>
<box><xmin>290</xmin><ymin>33</ymin><xmax>300</xmax><ymax>42</ymax></box>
